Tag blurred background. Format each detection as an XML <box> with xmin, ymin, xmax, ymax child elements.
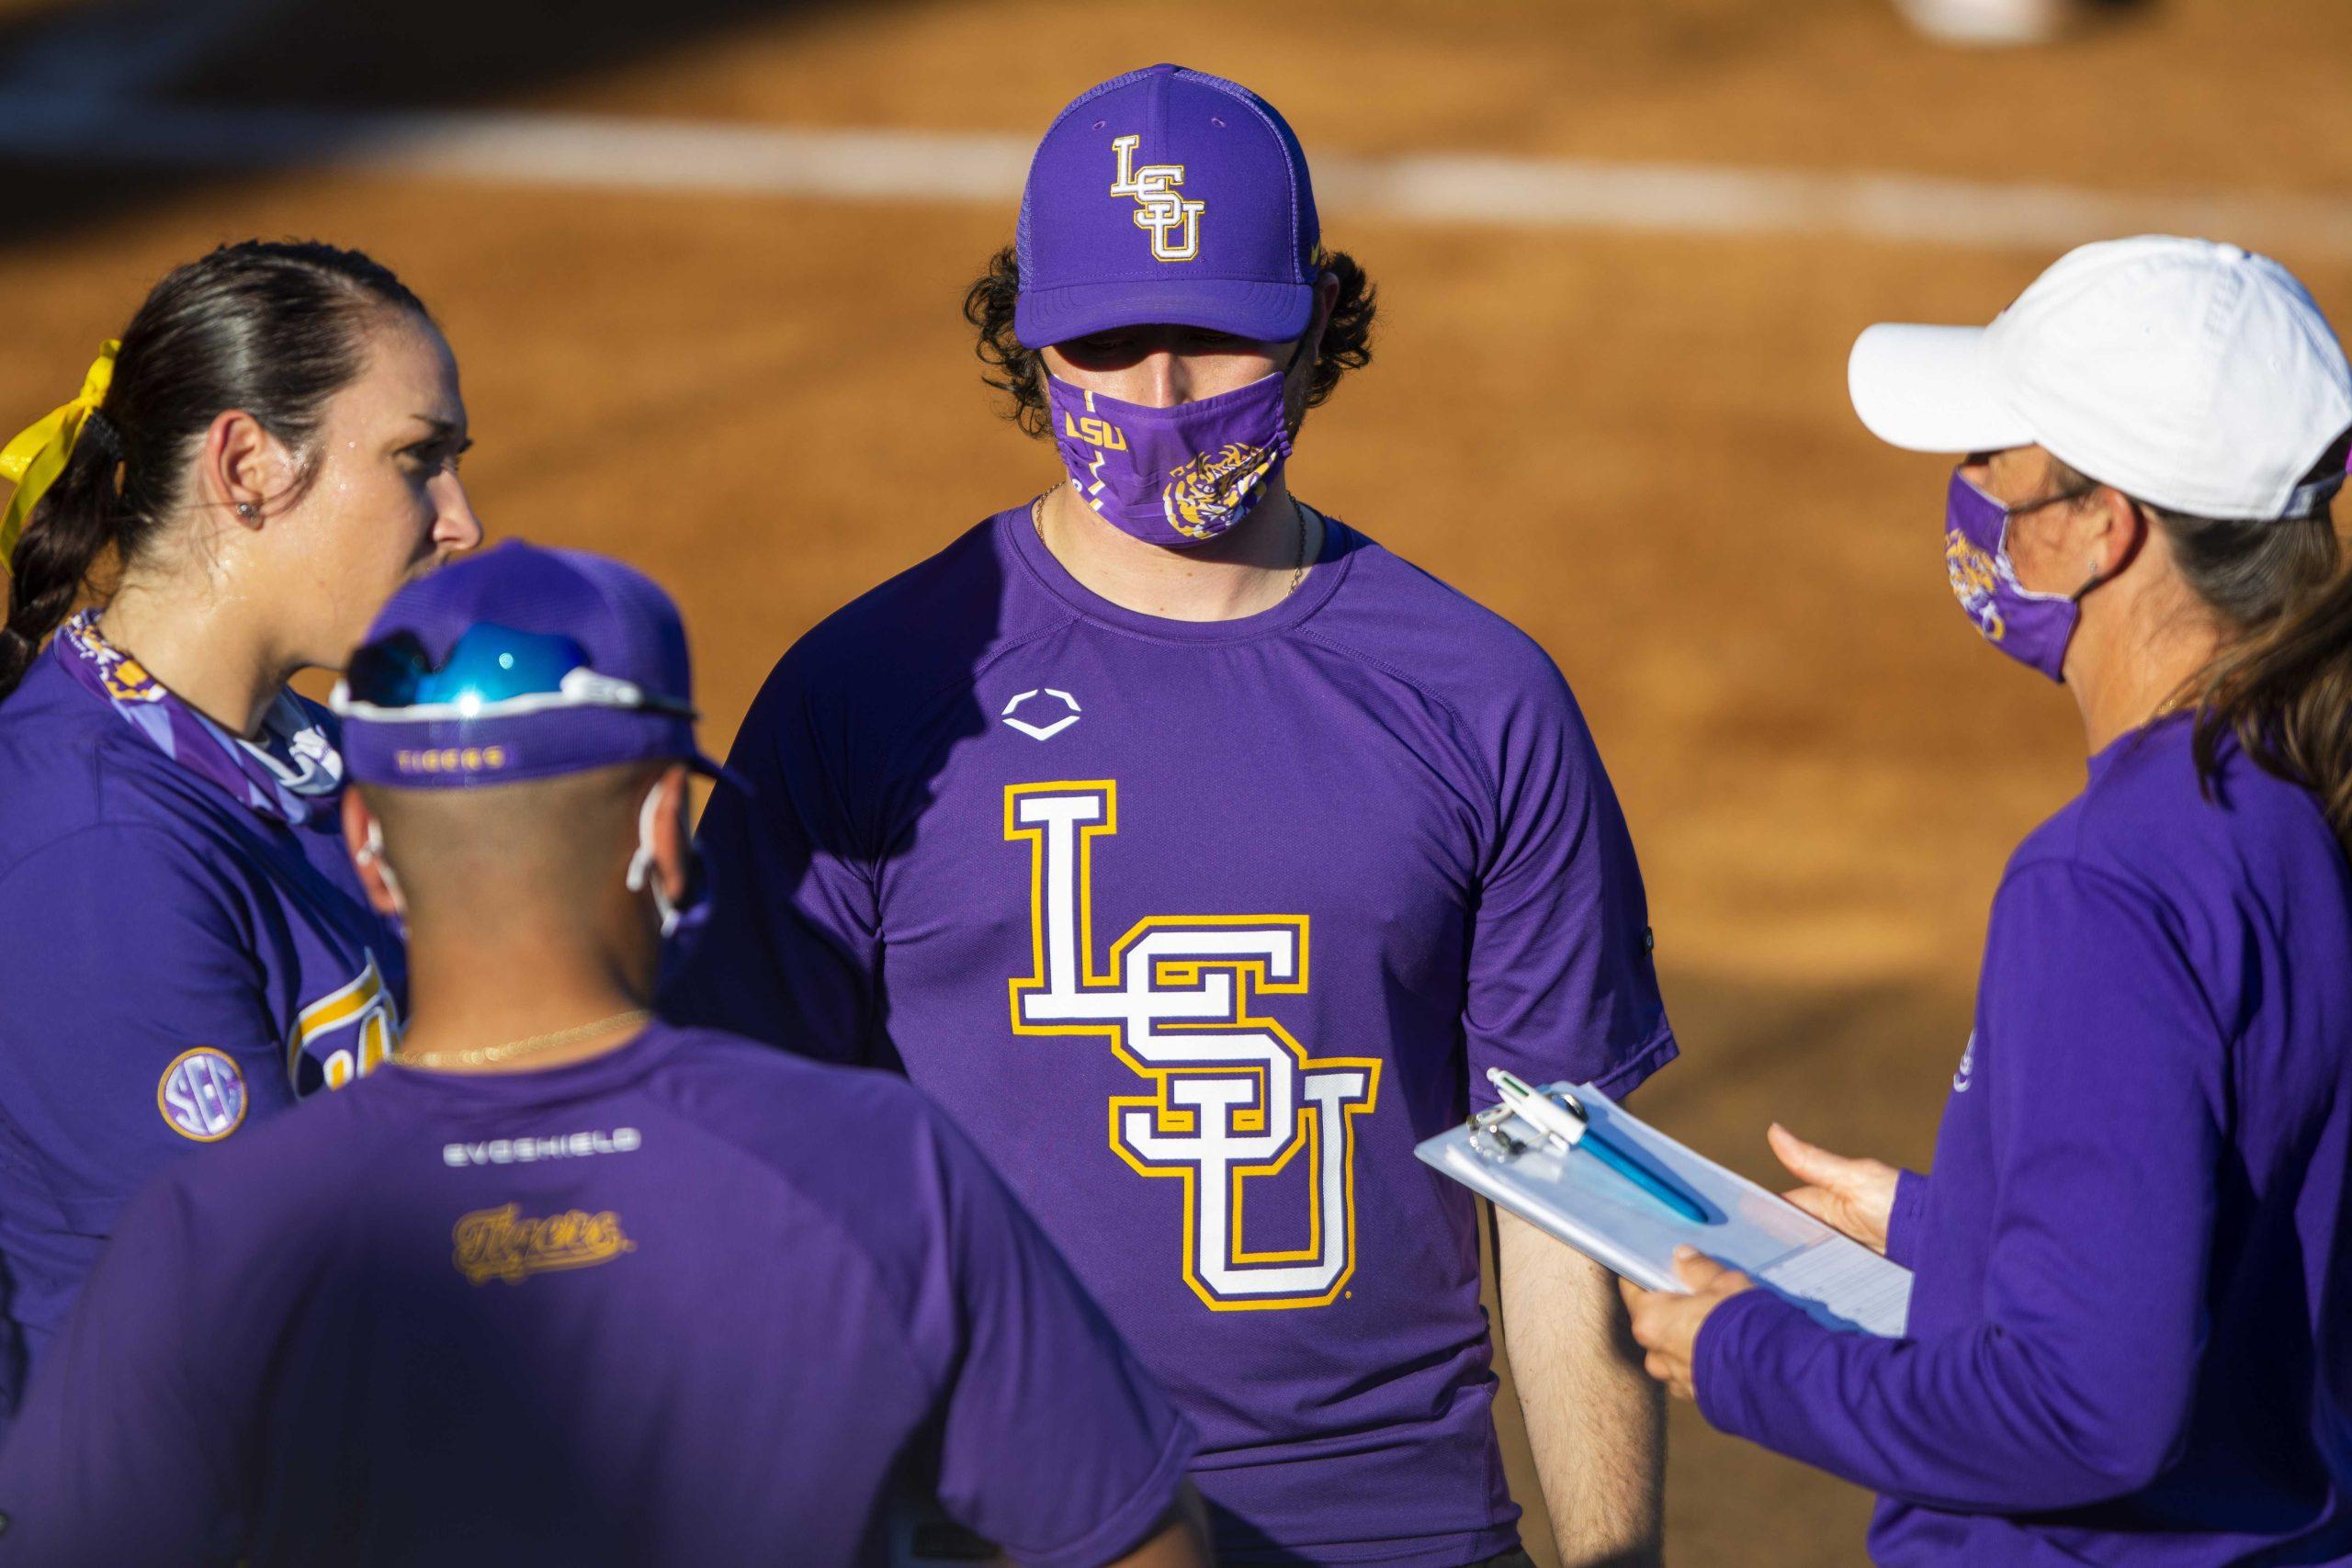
<box><xmin>1</xmin><ymin>0</ymin><xmax>2345</xmax><ymax>1560</ymax></box>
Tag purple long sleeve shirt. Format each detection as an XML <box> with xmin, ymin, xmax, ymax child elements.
<box><xmin>1695</xmin><ymin>715</ymin><xmax>2352</xmax><ymax>1564</ymax></box>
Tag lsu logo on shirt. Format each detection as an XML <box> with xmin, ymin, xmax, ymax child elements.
<box><xmin>289</xmin><ymin>953</ymin><xmax>402</xmax><ymax>1095</ymax></box>
<box><xmin>156</xmin><ymin>1047</ymin><xmax>248</xmax><ymax>1142</ymax></box>
<box><xmin>1006</xmin><ymin>782</ymin><xmax>1380</xmax><ymax>1311</ymax></box>
<box><xmin>1110</xmin><ymin>134</ymin><xmax>1204</xmax><ymax>262</ymax></box>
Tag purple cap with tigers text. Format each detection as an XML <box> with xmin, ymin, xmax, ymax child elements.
<box><xmin>1013</xmin><ymin>63</ymin><xmax>1321</xmax><ymax>349</ymax></box>
<box><xmin>335</xmin><ymin>540</ymin><xmax>736</xmax><ymax>790</ymax></box>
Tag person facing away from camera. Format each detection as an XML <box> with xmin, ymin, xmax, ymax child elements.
<box><xmin>0</xmin><ymin>541</ymin><xmax>1206</xmax><ymax>1568</ymax></box>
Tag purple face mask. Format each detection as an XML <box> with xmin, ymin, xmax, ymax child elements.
<box><xmin>1943</xmin><ymin>468</ymin><xmax>2103</xmax><ymax>684</ymax></box>
<box><xmin>1047</xmin><ymin>371</ymin><xmax>1294</xmax><ymax>548</ymax></box>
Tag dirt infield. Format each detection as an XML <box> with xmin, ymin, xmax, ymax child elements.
<box><xmin>4</xmin><ymin>1</ymin><xmax>2347</xmax><ymax>1560</ymax></box>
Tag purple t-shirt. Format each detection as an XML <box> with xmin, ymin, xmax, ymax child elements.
<box><xmin>0</xmin><ymin>1021</ymin><xmax>1192</xmax><ymax>1566</ymax></box>
<box><xmin>1695</xmin><ymin>715</ymin><xmax>2352</xmax><ymax>1564</ymax></box>
<box><xmin>0</xmin><ymin>644</ymin><xmax>404</xmax><ymax>1431</ymax></box>
<box><xmin>666</xmin><ymin>507</ymin><xmax>1677</xmax><ymax>1565</ymax></box>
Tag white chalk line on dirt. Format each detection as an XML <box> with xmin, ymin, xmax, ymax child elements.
<box><xmin>1</xmin><ymin>93</ymin><xmax>2349</xmax><ymax>255</ymax></box>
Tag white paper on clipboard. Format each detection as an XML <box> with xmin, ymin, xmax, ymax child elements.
<box><xmin>1418</xmin><ymin>1081</ymin><xmax>1912</xmax><ymax>1337</ymax></box>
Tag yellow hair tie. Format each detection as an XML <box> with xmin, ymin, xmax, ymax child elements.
<box><xmin>0</xmin><ymin>341</ymin><xmax>120</xmax><ymax>571</ymax></box>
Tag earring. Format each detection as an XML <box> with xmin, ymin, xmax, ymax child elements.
<box><xmin>236</xmin><ymin>502</ymin><xmax>257</xmax><ymax>519</ymax></box>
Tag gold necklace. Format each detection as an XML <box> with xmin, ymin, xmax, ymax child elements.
<box><xmin>1031</xmin><ymin>485</ymin><xmax>1312</xmax><ymax>602</ymax></box>
<box><xmin>396</xmin><ymin>1009</ymin><xmax>651</xmax><ymax>1071</ymax></box>
<box><xmin>1029</xmin><ymin>479</ymin><xmax>1065</xmax><ymax>536</ymax></box>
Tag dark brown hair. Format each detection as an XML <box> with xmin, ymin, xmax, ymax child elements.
<box><xmin>960</xmin><ymin>244</ymin><xmax>1376</xmax><ymax>437</ymax></box>
<box><xmin>0</xmin><ymin>240</ymin><xmax>428</xmax><ymax>699</ymax></box>
<box><xmin>2052</xmin><ymin>445</ymin><xmax>2352</xmax><ymax>857</ymax></box>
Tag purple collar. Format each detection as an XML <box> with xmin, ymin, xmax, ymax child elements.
<box><xmin>54</xmin><ymin>610</ymin><xmax>344</xmax><ymax>826</ymax></box>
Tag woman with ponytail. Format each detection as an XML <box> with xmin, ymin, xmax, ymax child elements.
<box><xmin>1617</xmin><ymin>238</ymin><xmax>2352</xmax><ymax>1565</ymax></box>
<box><xmin>0</xmin><ymin>242</ymin><xmax>480</xmax><ymax>1432</ymax></box>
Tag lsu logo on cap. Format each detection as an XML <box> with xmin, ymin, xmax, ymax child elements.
<box><xmin>1110</xmin><ymin>134</ymin><xmax>1204</xmax><ymax>263</ymax></box>
<box><xmin>156</xmin><ymin>1047</ymin><xmax>248</xmax><ymax>1142</ymax></box>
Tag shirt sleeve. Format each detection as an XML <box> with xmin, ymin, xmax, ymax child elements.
<box><xmin>0</xmin><ymin>1173</ymin><xmax>247</xmax><ymax>1565</ymax></box>
<box><xmin>1464</xmin><ymin>658</ymin><xmax>1676</xmax><ymax>1106</ymax></box>
<box><xmin>1883</xmin><ymin>1169</ymin><xmax>1932</xmax><ymax>1270</ymax></box>
<box><xmin>1692</xmin><ymin>861</ymin><xmax>2222</xmax><ymax>1512</ymax></box>
<box><xmin>909</xmin><ymin>1101</ymin><xmax>1194</xmax><ymax>1566</ymax></box>
<box><xmin>0</xmin><ymin>825</ymin><xmax>294</xmax><ymax>1234</ymax></box>
<box><xmin>661</xmin><ymin>650</ymin><xmax>884</xmax><ymax>1065</ymax></box>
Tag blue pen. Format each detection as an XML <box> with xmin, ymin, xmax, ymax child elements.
<box><xmin>1486</xmin><ymin>1068</ymin><xmax>1710</xmax><ymax>1225</ymax></box>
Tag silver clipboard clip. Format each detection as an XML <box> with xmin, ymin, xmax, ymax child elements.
<box><xmin>1465</xmin><ymin>1083</ymin><xmax>1588</xmax><ymax>1163</ymax></box>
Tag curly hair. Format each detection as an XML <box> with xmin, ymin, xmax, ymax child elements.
<box><xmin>960</xmin><ymin>245</ymin><xmax>1376</xmax><ymax>437</ymax></box>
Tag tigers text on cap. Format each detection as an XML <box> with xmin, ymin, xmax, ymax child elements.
<box><xmin>1013</xmin><ymin>63</ymin><xmax>1319</xmax><ymax>350</ymax></box>
<box><xmin>336</xmin><ymin>540</ymin><xmax>735</xmax><ymax>790</ymax></box>
<box><xmin>1849</xmin><ymin>235</ymin><xmax>2352</xmax><ymax>522</ymax></box>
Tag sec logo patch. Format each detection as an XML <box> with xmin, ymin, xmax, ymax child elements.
<box><xmin>157</xmin><ymin>1048</ymin><xmax>248</xmax><ymax>1142</ymax></box>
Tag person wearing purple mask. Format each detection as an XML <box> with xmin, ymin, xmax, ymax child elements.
<box><xmin>666</xmin><ymin>63</ymin><xmax>1676</xmax><ymax>1567</ymax></box>
<box><xmin>0</xmin><ymin>541</ymin><xmax>1206</xmax><ymax>1568</ymax></box>
<box><xmin>1623</xmin><ymin>236</ymin><xmax>2352</xmax><ymax>1564</ymax></box>
<box><xmin>0</xmin><ymin>242</ymin><xmax>482</xmax><ymax>1441</ymax></box>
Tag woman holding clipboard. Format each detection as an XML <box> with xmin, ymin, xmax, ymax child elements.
<box><xmin>1623</xmin><ymin>237</ymin><xmax>2352</xmax><ymax>1565</ymax></box>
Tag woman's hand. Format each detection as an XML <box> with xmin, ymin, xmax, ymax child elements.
<box><xmin>1620</xmin><ymin>1248</ymin><xmax>1754</xmax><ymax>1402</ymax></box>
<box><xmin>1769</xmin><ymin>1122</ymin><xmax>1900</xmax><ymax>1255</ymax></box>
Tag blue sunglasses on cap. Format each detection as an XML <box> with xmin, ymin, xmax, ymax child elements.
<box><xmin>333</xmin><ymin>623</ymin><xmax>695</xmax><ymax>722</ymax></box>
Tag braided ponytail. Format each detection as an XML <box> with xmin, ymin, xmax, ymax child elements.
<box><xmin>0</xmin><ymin>416</ymin><xmax>129</xmax><ymax>693</ymax></box>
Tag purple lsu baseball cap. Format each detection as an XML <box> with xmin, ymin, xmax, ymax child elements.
<box><xmin>335</xmin><ymin>539</ymin><xmax>736</xmax><ymax>790</ymax></box>
<box><xmin>1013</xmin><ymin>62</ymin><xmax>1321</xmax><ymax>350</ymax></box>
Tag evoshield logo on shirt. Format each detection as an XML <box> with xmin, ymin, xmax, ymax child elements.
<box><xmin>1002</xmin><ymin>688</ymin><xmax>1082</xmax><ymax>741</ymax></box>
<box><xmin>1005</xmin><ymin>782</ymin><xmax>1381</xmax><ymax>1311</ymax></box>
<box><xmin>442</xmin><ymin>1128</ymin><xmax>643</xmax><ymax>1167</ymax></box>
<box><xmin>452</xmin><ymin>1203</ymin><xmax>635</xmax><ymax>1286</ymax></box>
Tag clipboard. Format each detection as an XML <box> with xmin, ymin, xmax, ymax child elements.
<box><xmin>1419</xmin><ymin>1080</ymin><xmax>1912</xmax><ymax>1337</ymax></box>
